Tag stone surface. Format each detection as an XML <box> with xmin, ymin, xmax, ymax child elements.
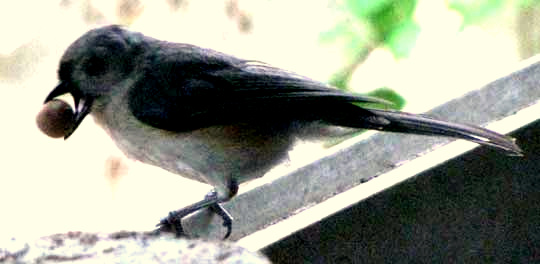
<box><xmin>0</xmin><ymin>232</ymin><xmax>270</xmax><ymax>263</ymax></box>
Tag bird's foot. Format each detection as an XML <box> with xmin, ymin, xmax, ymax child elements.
<box><xmin>154</xmin><ymin>190</ymin><xmax>234</xmax><ymax>239</ymax></box>
<box><xmin>155</xmin><ymin>210</ymin><xmax>188</xmax><ymax>237</ymax></box>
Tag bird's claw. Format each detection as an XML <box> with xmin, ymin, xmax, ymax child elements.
<box><xmin>155</xmin><ymin>212</ymin><xmax>186</xmax><ymax>237</ymax></box>
<box><xmin>209</xmin><ymin>202</ymin><xmax>233</xmax><ymax>239</ymax></box>
<box><xmin>155</xmin><ymin>203</ymin><xmax>233</xmax><ymax>239</ymax></box>
<box><xmin>221</xmin><ymin>216</ymin><xmax>232</xmax><ymax>239</ymax></box>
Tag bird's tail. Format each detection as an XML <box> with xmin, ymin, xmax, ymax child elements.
<box><xmin>326</xmin><ymin>106</ymin><xmax>522</xmax><ymax>155</ymax></box>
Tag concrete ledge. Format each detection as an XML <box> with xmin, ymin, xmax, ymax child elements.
<box><xmin>0</xmin><ymin>232</ymin><xmax>270</xmax><ymax>263</ymax></box>
<box><xmin>182</xmin><ymin>56</ymin><xmax>540</xmax><ymax>248</ymax></box>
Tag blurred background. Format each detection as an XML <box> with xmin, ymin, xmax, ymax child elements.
<box><xmin>1</xmin><ymin>0</ymin><xmax>539</xmax><ymax>240</ymax></box>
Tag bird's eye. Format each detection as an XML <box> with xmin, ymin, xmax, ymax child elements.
<box><xmin>58</xmin><ymin>61</ymin><xmax>73</xmax><ymax>81</ymax></box>
<box><xmin>84</xmin><ymin>56</ymin><xmax>106</xmax><ymax>76</ymax></box>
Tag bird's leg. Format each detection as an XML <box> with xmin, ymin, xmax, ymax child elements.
<box><xmin>156</xmin><ymin>179</ymin><xmax>238</xmax><ymax>239</ymax></box>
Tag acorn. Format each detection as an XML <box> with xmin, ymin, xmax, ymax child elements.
<box><xmin>36</xmin><ymin>99</ymin><xmax>75</xmax><ymax>138</ymax></box>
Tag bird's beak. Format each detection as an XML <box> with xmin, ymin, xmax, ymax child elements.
<box><xmin>45</xmin><ymin>82</ymin><xmax>93</xmax><ymax>139</ymax></box>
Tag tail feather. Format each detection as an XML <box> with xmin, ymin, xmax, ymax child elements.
<box><xmin>330</xmin><ymin>107</ymin><xmax>522</xmax><ymax>155</ymax></box>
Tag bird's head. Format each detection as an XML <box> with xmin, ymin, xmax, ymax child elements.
<box><xmin>44</xmin><ymin>25</ymin><xmax>144</xmax><ymax>138</ymax></box>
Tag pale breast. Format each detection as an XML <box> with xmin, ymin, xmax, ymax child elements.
<box><xmin>90</xmin><ymin>89</ymin><xmax>296</xmax><ymax>189</ymax></box>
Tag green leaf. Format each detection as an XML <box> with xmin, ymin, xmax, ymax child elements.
<box><xmin>346</xmin><ymin>0</ymin><xmax>394</xmax><ymax>17</ymax></box>
<box><xmin>354</xmin><ymin>87</ymin><xmax>406</xmax><ymax>110</ymax></box>
<box><xmin>518</xmin><ymin>0</ymin><xmax>540</xmax><ymax>8</ymax></box>
<box><xmin>367</xmin><ymin>0</ymin><xmax>418</xmax><ymax>41</ymax></box>
<box><xmin>385</xmin><ymin>21</ymin><xmax>420</xmax><ymax>58</ymax></box>
<box><xmin>448</xmin><ymin>0</ymin><xmax>505</xmax><ymax>26</ymax></box>
<box><xmin>365</xmin><ymin>87</ymin><xmax>406</xmax><ymax>110</ymax></box>
<box><xmin>319</xmin><ymin>20</ymin><xmax>352</xmax><ymax>43</ymax></box>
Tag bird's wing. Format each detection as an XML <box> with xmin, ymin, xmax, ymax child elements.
<box><xmin>127</xmin><ymin>50</ymin><xmax>522</xmax><ymax>155</ymax></box>
<box><xmin>217</xmin><ymin>62</ymin><xmax>388</xmax><ymax>104</ymax></box>
<box><xmin>128</xmin><ymin>56</ymin><xmax>387</xmax><ymax>131</ymax></box>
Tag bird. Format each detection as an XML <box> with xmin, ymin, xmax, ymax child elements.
<box><xmin>42</xmin><ymin>25</ymin><xmax>522</xmax><ymax>239</ymax></box>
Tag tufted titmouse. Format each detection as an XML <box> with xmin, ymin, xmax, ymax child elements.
<box><xmin>43</xmin><ymin>25</ymin><xmax>521</xmax><ymax>238</ymax></box>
